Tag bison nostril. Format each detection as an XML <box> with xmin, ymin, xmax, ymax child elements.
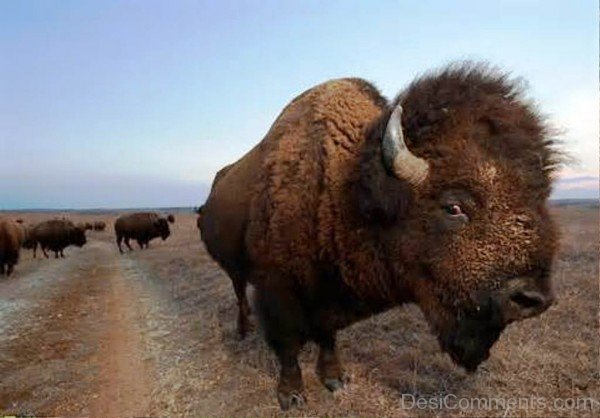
<box><xmin>510</xmin><ymin>290</ymin><xmax>545</xmax><ymax>309</ymax></box>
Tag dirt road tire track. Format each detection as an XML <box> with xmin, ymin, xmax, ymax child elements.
<box><xmin>0</xmin><ymin>241</ymin><xmax>154</xmax><ymax>416</ymax></box>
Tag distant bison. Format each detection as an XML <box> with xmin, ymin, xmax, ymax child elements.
<box><xmin>201</xmin><ymin>63</ymin><xmax>560</xmax><ymax>409</ymax></box>
<box><xmin>0</xmin><ymin>218</ymin><xmax>26</xmax><ymax>276</ymax></box>
<box><xmin>114</xmin><ymin>212</ymin><xmax>171</xmax><ymax>253</ymax></box>
<box><xmin>166</xmin><ymin>214</ymin><xmax>175</xmax><ymax>224</ymax></box>
<box><xmin>32</xmin><ymin>219</ymin><xmax>87</xmax><ymax>258</ymax></box>
<box><xmin>93</xmin><ymin>221</ymin><xmax>106</xmax><ymax>231</ymax></box>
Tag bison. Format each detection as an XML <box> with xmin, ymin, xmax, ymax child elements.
<box><xmin>93</xmin><ymin>221</ymin><xmax>107</xmax><ymax>231</ymax></box>
<box><xmin>114</xmin><ymin>212</ymin><xmax>171</xmax><ymax>253</ymax></box>
<box><xmin>0</xmin><ymin>218</ymin><xmax>26</xmax><ymax>276</ymax></box>
<box><xmin>31</xmin><ymin>219</ymin><xmax>87</xmax><ymax>258</ymax></box>
<box><xmin>200</xmin><ymin>63</ymin><xmax>561</xmax><ymax>409</ymax></box>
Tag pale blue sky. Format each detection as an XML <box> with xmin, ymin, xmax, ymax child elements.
<box><xmin>1</xmin><ymin>0</ymin><xmax>598</xmax><ymax>208</ymax></box>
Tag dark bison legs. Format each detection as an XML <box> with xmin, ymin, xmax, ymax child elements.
<box><xmin>0</xmin><ymin>262</ymin><xmax>14</xmax><ymax>276</ymax></box>
<box><xmin>42</xmin><ymin>247</ymin><xmax>49</xmax><ymax>258</ymax></box>
<box><xmin>314</xmin><ymin>331</ymin><xmax>345</xmax><ymax>392</ymax></box>
<box><xmin>116</xmin><ymin>233</ymin><xmax>124</xmax><ymax>253</ymax></box>
<box><xmin>137</xmin><ymin>239</ymin><xmax>144</xmax><ymax>250</ymax></box>
<box><xmin>255</xmin><ymin>280</ymin><xmax>308</xmax><ymax>410</ymax></box>
<box><xmin>124</xmin><ymin>237</ymin><xmax>133</xmax><ymax>251</ymax></box>
<box><xmin>231</xmin><ymin>275</ymin><xmax>253</xmax><ymax>338</ymax></box>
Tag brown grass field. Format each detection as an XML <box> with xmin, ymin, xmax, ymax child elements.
<box><xmin>0</xmin><ymin>204</ymin><xmax>598</xmax><ymax>417</ymax></box>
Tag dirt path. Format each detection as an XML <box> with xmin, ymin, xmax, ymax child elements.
<box><xmin>0</xmin><ymin>240</ymin><xmax>154</xmax><ymax>416</ymax></box>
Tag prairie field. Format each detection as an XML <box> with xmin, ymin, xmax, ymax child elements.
<box><xmin>0</xmin><ymin>204</ymin><xmax>598</xmax><ymax>417</ymax></box>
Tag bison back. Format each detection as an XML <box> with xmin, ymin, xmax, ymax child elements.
<box><xmin>201</xmin><ymin>144</ymin><xmax>264</xmax><ymax>275</ymax></box>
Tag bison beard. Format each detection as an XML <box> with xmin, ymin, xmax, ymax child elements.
<box><xmin>200</xmin><ymin>62</ymin><xmax>560</xmax><ymax>410</ymax></box>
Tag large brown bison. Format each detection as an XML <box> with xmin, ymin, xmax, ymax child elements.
<box><xmin>200</xmin><ymin>63</ymin><xmax>561</xmax><ymax>409</ymax></box>
<box><xmin>31</xmin><ymin>219</ymin><xmax>87</xmax><ymax>258</ymax></box>
<box><xmin>0</xmin><ymin>218</ymin><xmax>26</xmax><ymax>276</ymax></box>
<box><xmin>114</xmin><ymin>212</ymin><xmax>171</xmax><ymax>253</ymax></box>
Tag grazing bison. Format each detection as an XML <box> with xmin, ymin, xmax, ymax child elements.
<box><xmin>114</xmin><ymin>212</ymin><xmax>171</xmax><ymax>253</ymax></box>
<box><xmin>0</xmin><ymin>218</ymin><xmax>26</xmax><ymax>276</ymax></box>
<box><xmin>93</xmin><ymin>221</ymin><xmax>107</xmax><ymax>231</ymax></box>
<box><xmin>32</xmin><ymin>220</ymin><xmax>87</xmax><ymax>258</ymax></box>
<box><xmin>200</xmin><ymin>63</ymin><xmax>561</xmax><ymax>409</ymax></box>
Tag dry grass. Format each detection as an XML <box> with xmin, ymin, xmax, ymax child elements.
<box><xmin>1</xmin><ymin>205</ymin><xmax>598</xmax><ymax>417</ymax></box>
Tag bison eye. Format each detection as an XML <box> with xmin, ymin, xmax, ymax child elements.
<box><xmin>444</xmin><ymin>204</ymin><xmax>463</xmax><ymax>216</ymax></box>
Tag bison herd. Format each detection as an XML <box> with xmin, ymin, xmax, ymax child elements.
<box><xmin>0</xmin><ymin>212</ymin><xmax>176</xmax><ymax>277</ymax></box>
<box><xmin>0</xmin><ymin>63</ymin><xmax>563</xmax><ymax>410</ymax></box>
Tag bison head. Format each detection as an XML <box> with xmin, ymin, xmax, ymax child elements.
<box><xmin>360</xmin><ymin>66</ymin><xmax>560</xmax><ymax>372</ymax></box>
<box><xmin>70</xmin><ymin>226</ymin><xmax>87</xmax><ymax>247</ymax></box>
<box><xmin>155</xmin><ymin>218</ymin><xmax>171</xmax><ymax>240</ymax></box>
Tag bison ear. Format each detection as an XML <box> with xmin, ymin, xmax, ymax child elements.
<box><xmin>354</xmin><ymin>127</ymin><xmax>414</xmax><ymax>224</ymax></box>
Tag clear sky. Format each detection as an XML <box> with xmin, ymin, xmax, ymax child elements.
<box><xmin>1</xmin><ymin>0</ymin><xmax>598</xmax><ymax>209</ymax></box>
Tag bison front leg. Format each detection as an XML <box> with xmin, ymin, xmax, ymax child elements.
<box><xmin>255</xmin><ymin>280</ymin><xmax>308</xmax><ymax>410</ymax></box>
<box><xmin>116</xmin><ymin>233</ymin><xmax>124</xmax><ymax>253</ymax></box>
<box><xmin>42</xmin><ymin>247</ymin><xmax>49</xmax><ymax>258</ymax></box>
<box><xmin>124</xmin><ymin>237</ymin><xmax>133</xmax><ymax>251</ymax></box>
<box><xmin>136</xmin><ymin>239</ymin><xmax>144</xmax><ymax>250</ymax></box>
<box><xmin>315</xmin><ymin>332</ymin><xmax>346</xmax><ymax>392</ymax></box>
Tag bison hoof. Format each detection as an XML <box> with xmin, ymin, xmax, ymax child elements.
<box><xmin>237</xmin><ymin>322</ymin><xmax>255</xmax><ymax>340</ymax></box>
<box><xmin>323</xmin><ymin>377</ymin><xmax>346</xmax><ymax>392</ymax></box>
<box><xmin>277</xmin><ymin>390</ymin><xmax>306</xmax><ymax>410</ymax></box>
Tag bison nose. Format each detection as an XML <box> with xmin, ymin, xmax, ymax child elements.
<box><xmin>502</xmin><ymin>287</ymin><xmax>554</xmax><ymax>323</ymax></box>
<box><xmin>510</xmin><ymin>289</ymin><xmax>548</xmax><ymax>310</ymax></box>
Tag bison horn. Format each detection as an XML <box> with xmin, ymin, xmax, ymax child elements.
<box><xmin>382</xmin><ymin>104</ymin><xmax>429</xmax><ymax>186</ymax></box>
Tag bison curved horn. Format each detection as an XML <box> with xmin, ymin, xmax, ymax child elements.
<box><xmin>382</xmin><ymin>104</ymin><xmax>429</xmax><ymax>186</ymax></box>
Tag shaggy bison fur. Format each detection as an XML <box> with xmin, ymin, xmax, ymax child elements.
<box><xmin>114</xmin><ymin>212</ymin><xmax>171</xmax><ymax>253</ymax></box>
